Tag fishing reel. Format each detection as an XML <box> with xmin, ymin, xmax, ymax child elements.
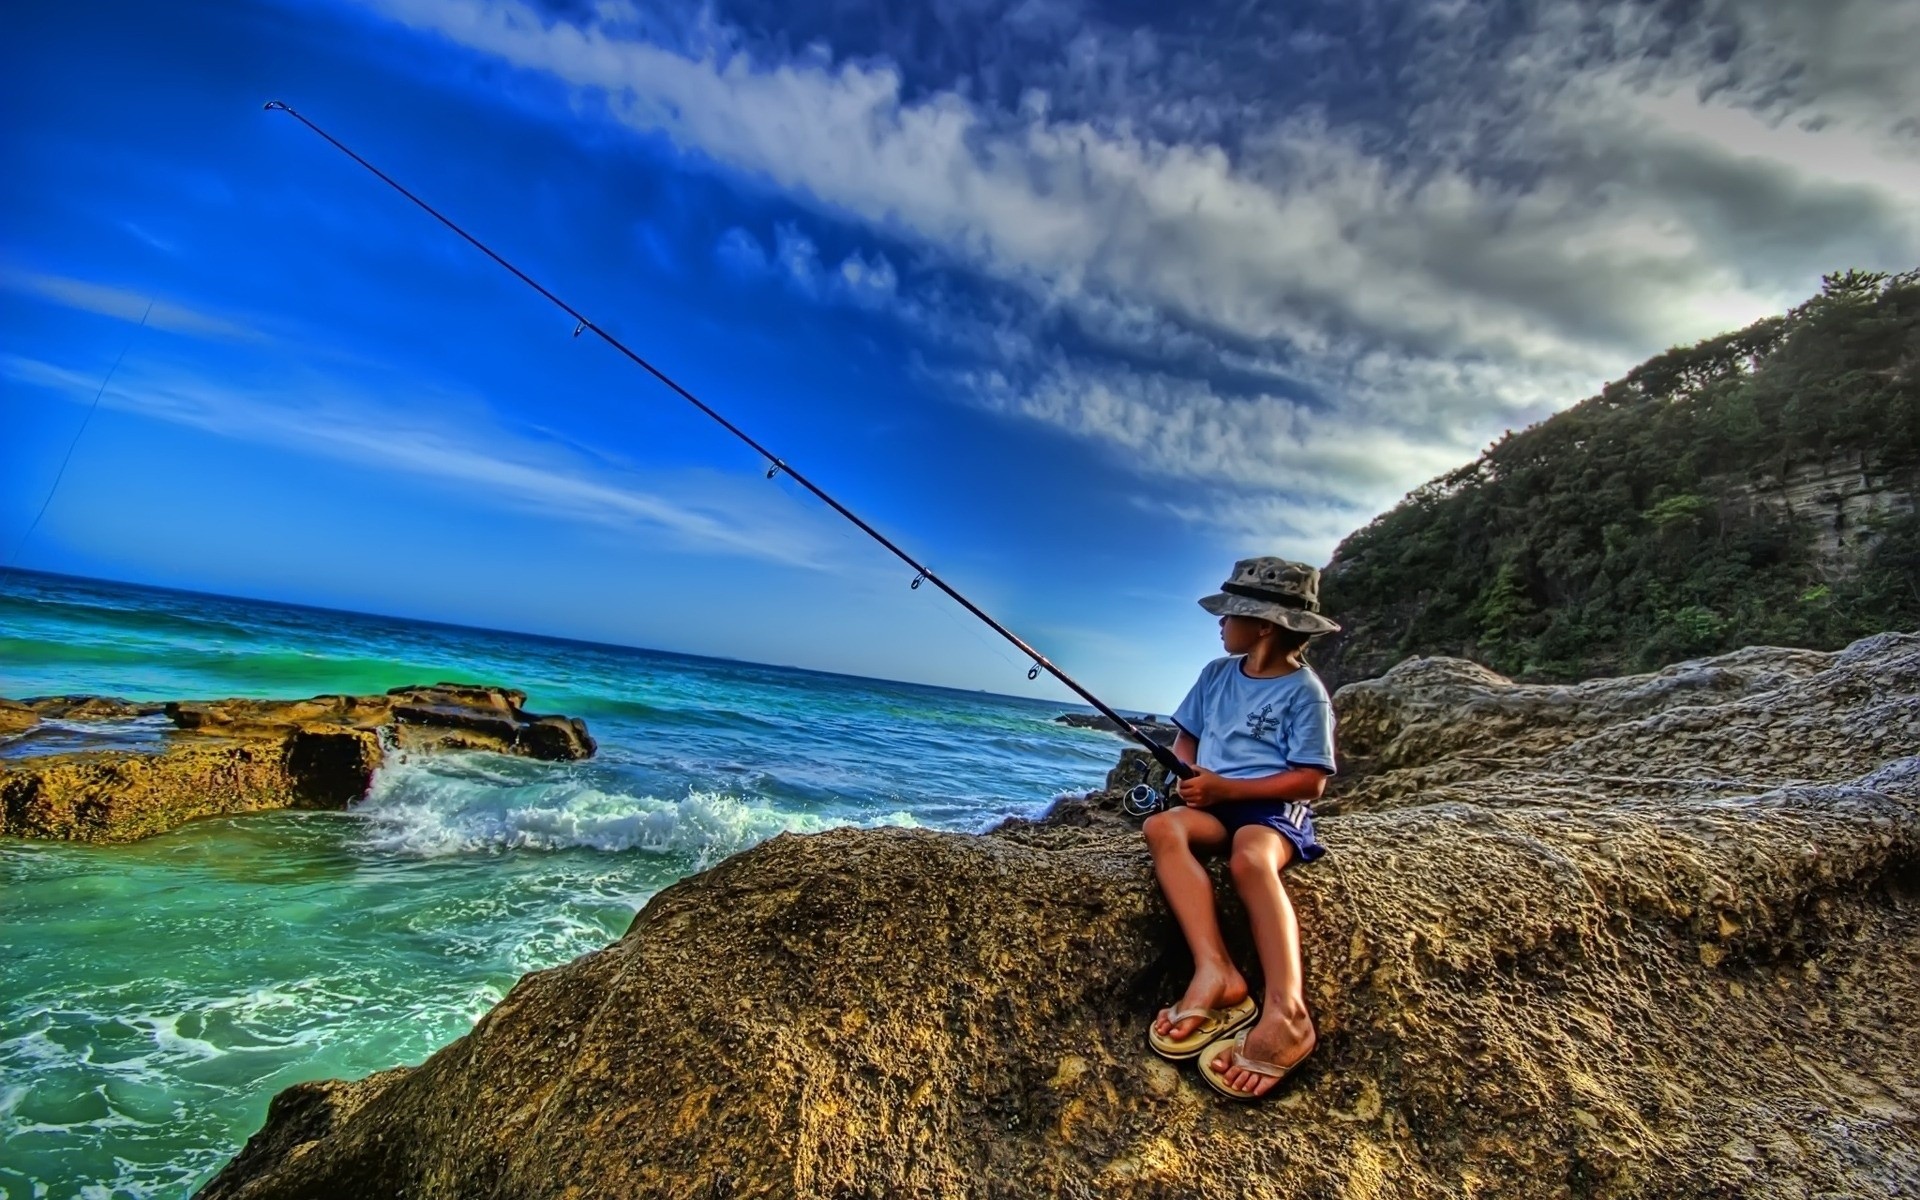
<box><xmin>1122</xmin><ymin>782</ymin><xmax>1167</xmax><ymax>818</ymax></box>
<box><xmin>1116</xmin><ymin>749</ymin><xmax>1187</xmax><ymax>819</ymax></box>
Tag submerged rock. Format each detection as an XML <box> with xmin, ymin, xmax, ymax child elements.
<box><xmin>201</xmin><ymin>636</ymin><xmax>1920</xmax><ymax>1199</ymax></box>
<box><xmin>0</xmin><ymin>684</ymin><xmax>595</xmax><ymax>843</ymax></box>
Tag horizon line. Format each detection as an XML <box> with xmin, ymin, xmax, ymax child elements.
<box><xmin>0</xmin><ymin>564</ymin><xmax>1116</xmax><ymax>712</ymax></box>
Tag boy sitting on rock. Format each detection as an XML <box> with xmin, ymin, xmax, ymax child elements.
<box><xmin>1143</xmin><ymin>557</ymin><xmax>1339</xmax><ymax>1100</ymax></box>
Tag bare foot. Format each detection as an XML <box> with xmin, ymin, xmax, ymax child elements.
<box><xmin>1152</xmin><ymin>962</ymin><xmax>1250</xmax><ymax>1042</ymax></box>
<box><xmin>1212</xmin><ymin>1009</ymin><xmax>1315</xmax><ymax>1097</ymax></box>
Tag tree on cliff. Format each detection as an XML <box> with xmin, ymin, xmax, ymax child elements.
<box><xmin>1318</xmin><ymin>268</ymin><xmax>1920</xmax><ymax>685</ymax></box>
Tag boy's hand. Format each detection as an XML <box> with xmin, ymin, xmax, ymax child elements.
<box><xmin>1175</xmin><ymin>767</ymin><xmax>1233</xmax><ymax>807</ymax></box>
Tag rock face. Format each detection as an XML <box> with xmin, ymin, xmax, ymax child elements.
<box><xmin>199</xmin><ymin>635</ymin><xmax>1920</xmax><ymax>1200</ymax></box>
<box><xmin>0</xmin><ymin>684</ymin><xmax>595</xmax><ymax>843</ymax></box>
<box><xmin>1724</xmin><ymin>456</ymin><xmax>1918</xmax><ymax>576</ymax></box>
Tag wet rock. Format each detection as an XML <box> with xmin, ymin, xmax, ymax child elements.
<box><xmin>387</xmin><ymin>684</ymin><xmax>595</xmax><ymax>761</ymax></box>
<box><xmin>19</xmin><ymin>695</ymin><xmax>166</xmax><ymax>721</ymax></box>
<box><xmin>199</xmin><ymin>633</ymin><xmax>1920</xmax><ymax>1200</ymax></box>
<box><xmin>1</xmin><ymin>740</ymin><xmax>316</xmax><ymax>843</ymax></box>
<box><xmin>0</xmin><ymin>699</ymin><xmax>37</xmax><ymax>738</ymax></box>
<box><xmin>0</xmin><ymin>684</ymin><xmax>595</xmax><ymax>843</ymax></box>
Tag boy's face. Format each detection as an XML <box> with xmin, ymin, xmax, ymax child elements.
<box><xmin>1218</xmin><ymin>614</ymin><xmax>1274</xmax><ymax>654</ymax></box>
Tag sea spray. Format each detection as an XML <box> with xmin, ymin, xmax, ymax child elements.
<box><xmin>350</xmin><ymin>748</ymin><xmax>918</xmax><ymax>862</ymax></box>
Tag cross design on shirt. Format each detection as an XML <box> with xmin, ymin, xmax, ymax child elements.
<box><xmin>1246</xmin><ymin>702</ymin><xmax>1279</xmax><ymax>738</ymax></box>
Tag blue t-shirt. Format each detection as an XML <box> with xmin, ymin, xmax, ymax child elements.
<box><xmin>1171</xmin><ymin>657</ymin><xmax>1337</xmax><ymax>780</ymax></box>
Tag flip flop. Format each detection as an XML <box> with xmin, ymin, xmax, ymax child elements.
<box><xmin>1196</xmin><ymin>1029</ymin><xmax>1314</xmax><ymax>1101</ymax></box>
<box><xmin>1147</xmin><ymin>995</ymin><xmax>1258</xmax><ymax>1062</ymax></box>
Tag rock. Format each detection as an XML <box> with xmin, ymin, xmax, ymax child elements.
<box><xmin>207</xmin><ymin>1070</ymin><xmax>413</xmax><ymax>1195</ymax></box>
<box><xmin>1327</xmin><ymin>632</ymin><xmax>1917</xmax><ymax>815</ymax></box>
<box><xmin>198</xmin><ymin>633</ymin><xmax>1920</xmax><ymax>1200</ymax></box>
<box><xmin>516</xmin><ymin>714</ymin><xmax>598</xmax><ymax>761</ymax></box>
<box><xmin>19</xmin><ymin>695</ymin><xmax>166</xmax><ymax>721</ymax></box>
<box><xmin>0</xmin><ymin>699</ymin><xmax>37</xmax><ymax>738</ymax></box>
<box><xmin>387</xmin><ymin>685</ymin><xmax>596</xmax><ymax>761</ymax></box>
<box><xmin>0</xmin><ymin>684</ymin><xmax>595</xmax><ymax>843</ymax></box>
<box><xmin>0</xmin><ymin>731</ymin><xmax>380</xmax><ymax>843</ymax></box>
<box><xmin>285</xmin><ymin>726</ymin><xmax>387</xmax><ymax>809</ymax></box>
<box><xmin>1054</xmin><ymin>712</ymin><xmax>1179</xmax><ymax>747</ymax></box>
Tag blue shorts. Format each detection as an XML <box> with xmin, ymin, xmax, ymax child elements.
<box><xmin>1209</xmin><ymin>799</ymin><xmax>1326</xmax><ymax>866</ymax></box>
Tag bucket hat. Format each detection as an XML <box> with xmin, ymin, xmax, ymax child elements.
<box><xmin>1198</xmin><ymin>557</ymin><xmax>1340</xmax><ymax>635</ymax></box>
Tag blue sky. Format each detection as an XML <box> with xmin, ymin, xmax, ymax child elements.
<box><xmin>4</xmin><ymin>0</ymin><xmax>1917</xmax><ymax>710</ymax></box>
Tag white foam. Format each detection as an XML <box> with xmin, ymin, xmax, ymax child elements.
<box><xmin>350</xmin><ymin>752</ymin><xmax>915</xmax><ymax>862</ymax></box>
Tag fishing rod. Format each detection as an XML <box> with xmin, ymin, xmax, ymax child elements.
<box><xmin>263</xmin><ymin>100</ymin><xmax>1195</xmax><ymax>799</ymax></box>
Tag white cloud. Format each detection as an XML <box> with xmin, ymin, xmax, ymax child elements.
<box><xmin>963</xmin><ymin>355</ymin><xmax>1471</xmax><ymax>513</ymax></box>
<box><xmin>1</xmin><ymin>268</ymin><xmax>267</xmax><ymax>343</ymax></box>
<box><xmin>713</xmin><ymin>225</ymin><xmax>770</xmax><ymax>274</ymax></box>
<box><xmin>1151</xmin><ymin>493</ymin><xmax>1371</xmax><ymax>568</ymax></box>
<box><xmin>2</xmin><ymin>352</ymin><xmax>852</xmax><ymax>569</ymax></box>
<box><xmin>714</xmin><ymin>223</ymin><xmax>900</xmax><ymax>310</ymax></box>
<box><xmin>365</xmin><ymin>0</ymin><xmax>1918</xmax><ymax>357</ymax></box>
<box><xmin>358</xmin><ymin>0</ymin><xmax>1920</xmax><ymax>554</ymax></box>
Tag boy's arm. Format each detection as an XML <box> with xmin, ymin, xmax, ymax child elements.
<box><xmin>1180</xmin><ymin>764</ymin><xmax>1328</xmax><ymax>806</ymax></box>
<box><xmin>1172</xmin><ymin>730</ymin><xmax>1198</xmax><ymax>768</ymax></box>
<box><xmin>1216</xmin><ymin>766</ymin><xmax>1328</xmax><ymax>803</ymax></box>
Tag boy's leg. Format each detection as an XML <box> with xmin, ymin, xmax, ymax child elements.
<box><xmin>1141</xmin><ymin>806</ymin><xmax>1241</xmax><ymax>1040</ymax></box>
<box><xmin>1214</xmin><ymin>824</ymin><xmax>1315</xmax><ymax>1096</ymax></box>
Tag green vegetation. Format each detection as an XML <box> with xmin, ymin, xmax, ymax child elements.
<box><xmin>1321</xmin><ymin>269</ymin><xmax>1920</xmax><ymax>682</ymax></box>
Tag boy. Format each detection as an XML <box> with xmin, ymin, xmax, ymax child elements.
<box><xmin>1142</xmin><ymin>557</ymin><xmax>1339</xmax><ymax>1101</ymax></box>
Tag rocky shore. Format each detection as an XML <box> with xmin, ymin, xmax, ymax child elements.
<box><xmin>0</xmin><ymin>684</ymin><xmax>595</xmax><ymax>843</ymax></box>
<box><xmin>198</xmin><ymin>632</ymin><xmax>1920</xmax><ymax>1199</ymax></box>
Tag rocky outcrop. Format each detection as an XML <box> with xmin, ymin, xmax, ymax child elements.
<box><xmin>1054</xmin><ymin>712</ymin><xmax>1180</xmax><ymax>746</ymax></box>
<box><xmin>0</xmin><ymin>699</ymin><xmax>39</xmax><ymax>738</ymax></box>
<box><xmin>200</xmin><ymin>634</ymin><xmax>1920</xmax><ymax>1200</ymax></box>
<box><xmin>0</xmin><ymin>684</ymin><xmax>595</xmax><ymax>843</ymax></box>
<box><xmin>0</xmin><ymin>732</ymin><xmax>381</xmax><ymax>843</ymax></box>
<box><xmin>15</xmin><ymin>695</ymin><xmax>162</xmax><ymax>722</ymax></box>
<box><xmin>1326</xmin><ymin>635</ymin><xmax>1915</xmax><ymax>813</ymax></box>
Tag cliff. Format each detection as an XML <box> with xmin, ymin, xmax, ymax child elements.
<box><xmin>0</xmin><ymin>684</ymin><xmax>595</xmax><ymax>842</ymax></box>
<box><xmin>198</xmin><ymin>632</ymin><xmax>1919</xmax><ymax>1199</ymax></box>
<box><xmin>1316</xmin><ymin>269</ymin><xmax>1920</xmax><ymax>688</ymax></box>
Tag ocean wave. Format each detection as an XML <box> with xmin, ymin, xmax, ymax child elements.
<box><xmin>0</xmin><ymin>714</ymin><xmax>172</xmax><ymax>760</ymax></box>
<box><xmin>0</xmin><ymin>636</ymin><xmax>465</xmax><ymax>698</ymax></box>
<box><xmin>0</xmin><ymin>971</ymin><xmax>495</xmax><ymax>1199</ymax></box>
<box><xmin>350</xmin><ymin>753</ymin><xmax>915</xmax><ymax>861</ymax></box>
<box><xmin>575</xmin><ymin>696</ymin><xmax>800</xmax><ymax>737</ymax></box>
<box><xmin>0</xmin><ymin>591</ymin><xmax>260</xmax><ymax>644</ymax></box>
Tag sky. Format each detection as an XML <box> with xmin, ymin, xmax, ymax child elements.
<box><xmin>3</xmin><ymin>0</ymin><xmax>1917</xmax><ymax>711</ymax></box>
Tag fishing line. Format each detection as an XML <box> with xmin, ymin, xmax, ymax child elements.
<box><xmin>815</xmin><ymin>498</ymin><xmax>1027</xmax><ymax>676</ymax></box>
<box><xmin>926</xmin><ymin>581</ymin><xmax>1030</xmax><ymax>676</ymax></box>
<box><xmin>263</xmin><ymin>100</ymin><xmax>1193</xmax><ymax>784</ymax></box>
<box><xmin>7</xmin><ymin>299</ymin><xmax>154</xmax><ymax>569</ymax></box>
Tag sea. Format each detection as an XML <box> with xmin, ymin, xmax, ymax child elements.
<box><xmin>0</xmin><ymin>569</ymin><xmax>1125</xmax><ymax>1199</ymax></box>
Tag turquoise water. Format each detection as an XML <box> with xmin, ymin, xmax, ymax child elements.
<box><xmin>0</xmin><ymin>569</ymin><xmax>1121</xmax><ymax>1198</ymax></box>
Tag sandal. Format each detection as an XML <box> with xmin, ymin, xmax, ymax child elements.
<box><xmin>1197</xmin><ymin>1029</ymin><xmax>1314</xmax><ymax>1101</ymax></box>
<box><xmin>1146</xmin><ymin>995</ymin><xmax>1258</xmax><ymax>1062</ymax></box>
